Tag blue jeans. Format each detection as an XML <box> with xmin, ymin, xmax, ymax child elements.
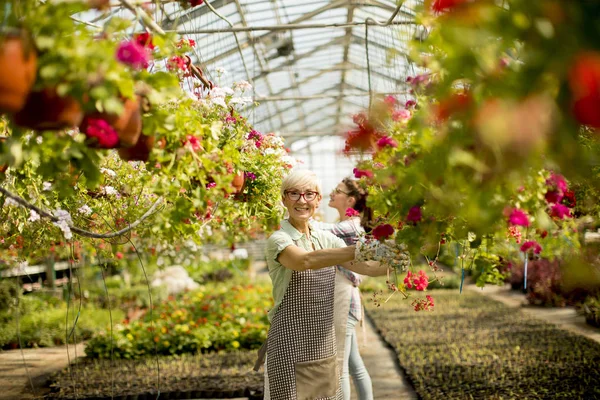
<box><xmin>341</xmin><ymin>314</ymin><xmax>373</xmax><ymax>400</ymax></box>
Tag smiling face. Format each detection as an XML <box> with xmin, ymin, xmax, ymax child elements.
<box><xmin>328</xmin><ymin>182</ymin><xmax>356</xmax><ymax>217</ymax></box>
<box><xmin>283</xmin><ymin>185</ymin><xmax>321</xmax><ymax>223</ymax></box>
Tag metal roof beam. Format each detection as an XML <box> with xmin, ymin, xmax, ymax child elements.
<box><xmin>161</xmin><ymin>0</ymin><xmax>235</xmax><ymax>30</ymax></box>
<box><xmin>188</xmin><ymin>0</ymin><xmax>349</xmax><ymax>66</ymax></box>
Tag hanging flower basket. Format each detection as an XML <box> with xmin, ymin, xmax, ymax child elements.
<box><xmin>118</xmin><ymin>134</ymin><xmax>154</xmax><ymax>162</ymax></box>
<box><xmin>0</xmin><ymin>31</ymin><xmax>37</xmax><ymax>114</ymax></box>
<box><xmin>13</xmin><ymin>88</ymin><xmax>83</xmax><ymax>130</ymax></box>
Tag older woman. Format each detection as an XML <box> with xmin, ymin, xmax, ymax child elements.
<box><xmin>260</xmin><ymin>170</ymin><xmax>396</xmax><ymax>400</ymax></box>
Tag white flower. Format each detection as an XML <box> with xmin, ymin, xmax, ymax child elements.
<box><xmin>209</xmin><ymin>86</ymin><xmax>234</xmax><ymax>98</ymax></box>
<box><xmin>52</xmin><ymin>209</ymin><xmax>73</xmax><ymax>240</ymax></box>
<box><xmin>281</xmin><ymin>155</ymin><xmax>297</xmax><ymax>168</ymax></box>
<box><xmin>234</xmin><ymin>80</ymin><xmax>252</xmax><ymax>92</ymax></box>
<box><xmin>43</xmin><ymin>182</ymin><xmax>52</xmax><ymax>191</ymax></box>
<box><xmin>28</xmin><ymin>210</ymin><xmax>40</xmax><ymax>222</ymax></box>
<box><xmin>215</xmin><ymin>67</ymin><xmax>227</xmax><ymax>75</ymax></box>
<box><xmin>209</xmin><ymin>96</ymin><xmax>227</xmax><ymax>108</ymax></box>
<box><xmin>229</xmin><ymin>96</ymin><xmax>253</xmax><ymax>105</ymax></box>
<box><xmin>100</xmin><ymin>168</ymin><xmax>117</xmax><ymax>178</ymax></box>
<box><xmin>78</xmin><ymin>205</ymin><xmax>93</xmax><ymax>216</ymax></box>
<box><xmin>3</xmin><ymin>197</ymin><xmax>19</xmax><ymax>207</ymax></box>
<box><xmin>36</xmin><ymin>136</ymin><xmax>43</xmax><ymax>144</ymax></box>
<box><xmin>103</xmin><ymin>186</ymin><xmax>118</xmax><ymax>196</ymax></box>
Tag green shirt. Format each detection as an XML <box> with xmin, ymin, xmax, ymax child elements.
<box><xmin>265</xmin><ymin>219</ymin><xmax>347</xmax><ymax>321</ymax></box>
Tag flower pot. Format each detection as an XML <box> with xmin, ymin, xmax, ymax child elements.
<box><xmin>118</xmin><ymin>134</ymin><xmax>155</xmax><ymax>162</ymax></box>
<box><xmin>13</xmin><ymin>88</ymin><xmax>83</xmax><ymax>130</ymax></box>
<box><xmin>232</xmin><ymin>171</ymin><xmax>245</xmax><ymax>194</ymax></box>
<box><xmin>0</xmin><ymin>32</ymin><xmax>37</xmax><ymax>114</ymax></box>
<box><xmin>116</xmin><ymin>97</ymin><xmax>142</xmax><ymax>147</ymax></box>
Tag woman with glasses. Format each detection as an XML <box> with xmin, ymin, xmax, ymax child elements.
<box><xmin>312</xmin><ymin>178</ymin><xmax>374</xmax><ymax>400</ymax></box>
<box><xmin>258</xmin><ymin>169</ymin><xmax>395</xmax><ymax>400</ymax></box>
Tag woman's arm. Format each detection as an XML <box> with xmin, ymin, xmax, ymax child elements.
<box><xmin>341</xmin><ymin>260</ymin><xmax>388</xmax><ymax>277</ymax></box>
<box><xmin>278</xmin><ymin>245</ymin><xmax>355</xmax><ymax>272</ymax></box>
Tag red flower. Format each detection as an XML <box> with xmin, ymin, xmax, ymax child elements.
<box><xmin>403</xmin><ymin>271</ymin><xmax>414</xmax><ymax>289</ymax></box>
<box><xmin>520</xmin><ymin>240</ymin><xmax>542</xmax><ymax>254</ymax></box>
<box><xmin>561</xmin><ymin>189</ymin><xmax>576</xmax><ymax>208</ymax></box>
<box><xmin>432</xmin><ymin>0</ymin><xmax>469</xmax><ymax>13</ymax></box>
<box><xmin>434</xmin><ymin>92</ymin><xmax>471</xmax><ymax>122</ymax></box>
<box><xmin>508</xmin><ymin>208</ymin><xmax>530</xmax><ymax>227</ymax></box>
<box><xmin>545</xmin><ymin>190</ymin><xmax>563</xmax><ymax>204</ymax></box>
<box><xmin>406</xmin><ymin>206</ymin><xmax>422</xmax><ymax>224</ymax></box>
<box><xmin>184</xmin><ymin>135</ymin><xmax>202</xmax><ymax>152</ymax></box>
<box><xmin>190</xmin><ymin>0</ymin><xmax>204</xmax><ymax>6</ymax></box>
<box><xmin>134</xmin><ymin>32</ymin><xmax>155</xmax><ymax>50</ymax></box>
<box><xmin>81</xmin><ymin>118</ymin><xmax>119</xmax><ymax>148</ymax></box>
<box><xmin>569</xmin><ymin>52</ymin><xmax>600</xmax><ymax>128</ymax></box>
<box><xmin>372</xmin><ymin>224</ymin><xmax>394</xmax><ymax>241</ymax></box>
<box><xmin>344</xmin><ymin>112</ymin><xmax>382</xmax><ymax>152</ymax></box>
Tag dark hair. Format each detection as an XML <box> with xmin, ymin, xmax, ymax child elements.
<box><xmin>342</xmin><ymin>177</ymin><xmax>374</xmax><ymax>233</ymax></box>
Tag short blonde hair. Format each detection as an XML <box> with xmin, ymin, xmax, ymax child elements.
<box><xmin>281</xmin><ymin>169</ymin><xmax>322</xmax><ymax>197</ymax></box>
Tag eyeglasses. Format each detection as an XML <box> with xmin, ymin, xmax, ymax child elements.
<box><xmin>284</xmin><ymin>191</ymin><xmax>319</xmax><ymax>202</ymax></box>
<box><xmin>332</xmin><ymin>188</ymin><xmax>351</xmax><ymax>196</ymax></box>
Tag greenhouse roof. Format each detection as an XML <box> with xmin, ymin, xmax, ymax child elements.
<box><xmin>116</xmin><ymin>0</ymin><xmax>425</xmax><ymax>143</ymax></box>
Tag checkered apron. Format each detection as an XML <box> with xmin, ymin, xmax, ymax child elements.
<box><xmin>265</xmin><ymin>238</ymin><xmax>342</xmax><ymax>400</ymax></box>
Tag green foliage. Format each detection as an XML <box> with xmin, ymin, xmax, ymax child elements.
<box><xmin>85</xmin><ymin>280</ymin><xmax>271</xmax><ymax>359</ymax></box>
<box><xmin>366</xmin><ymin>291</ymin><xmax>600</xmax><ymax>399</ymax></box>
<box><xmin>0</xmin><ymin>294</ymin><xmax>122</xmax><ymax>349</ymax></box>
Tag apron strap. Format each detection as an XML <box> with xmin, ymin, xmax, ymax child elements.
<box><xmin>253</xmin><ymin>340</ymin><xmax>268</xmax><ymax>371</ymax></box>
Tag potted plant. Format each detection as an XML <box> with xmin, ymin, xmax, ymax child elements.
<box><xmin>0</xmin><ymin>0</ymin><xmax>37</xmax><ymax>115</ymax></box>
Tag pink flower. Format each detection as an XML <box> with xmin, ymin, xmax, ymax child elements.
<box><xmin>353</xmin><ymin>168</ymin><xmax>373</xmax><ymax>179</ymax></box>
<box><xmin>405</xmin><ymin>100</ymin><xmax>416</xmax><ymax>108</ymax></box>
<box><xmin>245</xmin><ymin>171</ymin><xmax>257</xmax><ymax>180</ymax></box>
<box><xmin>82</xmin><ymin>118</ymin><xmax>119</xmax><ymax>148</ymax></box>
<box><xmin>546</xmin><ymin>173</ymin><xmax>568</xmax><ymax>194</ymax></box>
<box><xmin>412</xmin><ymin>295</ymin><xmax>434</xmax><ymax>312</ymax></box>
<box><xmin>507</xmin><ymin>225</ymin><xmax>522</xmax><ymax>244</ymax></box>
<box><xmin>508</xmin><ymin>209</ymin><xmax>530</xmax><ymax>227</ymax></box>
<box><xmin>184</xmin><ymin>135</ymin><xmax>202</xmax><ymax>152</ymax></box>
<box><xmin>115</xmin><ymin>40</ymin><xmax>150</xmax><ymax>70</ymax></box>
<box><xmin>206</xmin><ymin>182</ymin><xmax>216</xmax><ymax>189</ymax></box>
<box><xmin>406</xmin><ymin>206</ymin><xmax>422</xmax><ymax>224</ymax></box>
<box><xmin>372</xmin><ymin>224</ymin><xmax>394</xmax><ymax>241</ymax></box>
<box><xmin>345</xmin><ymin>208</ymin><xmax>360</xmax><ymax>217</ymax></box>
<box><xmin>414</xmin><ymin>270</ymin><xmax>429</xmax><ymax>291</ymax></box>
<box><xmin>384</xmin><ymin>95</ymin><xmax>397</xmax><ymax>106</ymax></box>
<box><xmin>392</xmin><ymin>108</ymin><xmax>411</xmax><ymax>122</ymax></box>
<box><xmin>115</xmin><ymin>252</ymin><xmax>124</xmax><ymax>260</ymax></box>
<box><xmin>520</xmin><ymin>240</ymin><xmax>542</xmax><ymax>254</ymax></box>
<box><xmin>376</xmin><ymin>136</ymin><xmax>398</xmax><ymax>149</ymax></box>
<box><xmin>404</xmin><ymin>271</ymin><xmax>414</xmax><ymax>289</ymax></box>
<box><xmin>550</xmin><ymin>203</ymin><xmax>572</xmax><ymax>219</ymax></box>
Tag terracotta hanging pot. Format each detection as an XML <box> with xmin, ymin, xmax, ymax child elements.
<box><xmin>118</xmin><ymin>134</ymin><xmax>155</xmax><ymax>162</ymax></box>
<box><xmin>0</xmin><ymin>32</ymin><xmax>37</xmax><ymax>114</ymax></box>
<box><xmin>13</xmin><ymin>88</ymin><xmax>83</xmax><ymax>130</ymax></box>
<box><xmin>0</xmin><ymin>137</ymin><xmax>7</xmax><ymax>173</ymax></box>
<box><xmin>231</xmin><ymin>170</ymin><xmax>245</xmax><ymax>194</ymax></box>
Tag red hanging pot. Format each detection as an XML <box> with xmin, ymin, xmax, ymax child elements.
<box><xmin>0</xmin><ymin>32</ymin><xmax>37</xmax><ymax>114</ymax></box>
<box><xmin>13</xmin><ymin>88</ymin><xmax>83</xmax><ymax>130</ymax></box>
